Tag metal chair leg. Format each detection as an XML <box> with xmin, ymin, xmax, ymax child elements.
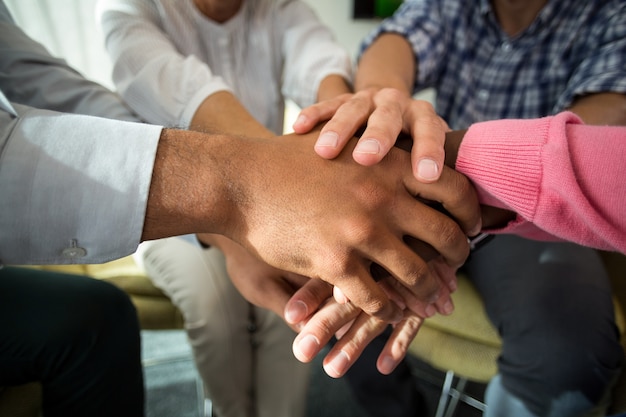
<box><xmin>435</xmin><ymin>371</ymin><xmax>487</xmax><ymax>417</ymax></box>
<box><xmin>443</xmin><ymin>377</ymin><xmax>467</xmax><ymax>417</ymax></box>
<box><xmin>435</xmin><ymin>370</ymin><xmax>455</xmax><ymax>417</ymax></box>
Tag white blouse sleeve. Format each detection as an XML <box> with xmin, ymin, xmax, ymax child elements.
<box><xmin>97</xmin><ymin>0</ymin><xmax>232</xmax><ymax>127</ymax></box>
<box><xmin>278</xmin><ymin>0</ymin><xmax>353</xmax><ymax>107</ymax></box>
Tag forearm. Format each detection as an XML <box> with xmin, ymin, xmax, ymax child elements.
<box><xmin>189</xmin><ymin>91</ymin><xmax>274</xmax><ymax>139</ymax></box>
<box><xmin>316</xmin><ymin>74</ymin><xmax>352</xmax><ymax>102</ymax></box>
<box><xmin>568</xmin><ymin>92</ymin><xmax>626</xmax><ymax>126</ymax></box>
<box><xmin>355</xmin><ymin>33</ymin><xmax>416</xmax><ymax>94</ymax></box>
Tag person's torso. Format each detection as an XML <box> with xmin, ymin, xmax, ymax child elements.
<box><xmin>152</xmin><ymin>0</ymin><xmax>286</xmax><ymax>133</ymax></box>
<box><xmin>431</xmin><ymin>0</ymin><xmax>616</xmax><ymax>128</ymax></box>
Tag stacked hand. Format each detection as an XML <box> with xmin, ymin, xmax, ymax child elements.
<box><xmin>217</xmin><ymin>90</ymin><xmax>479</xmax><ymax>377</ymax></box>
<box><xmin>293</xmin><ymin>88</ymin><xmax>451</xmax><ymax>183</ymax></box>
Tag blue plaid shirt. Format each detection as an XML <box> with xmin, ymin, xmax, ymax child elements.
<box><xmin>361</xmin><ymin>0</ymin><xmax>626</xmax><ymax>129</ymax></box>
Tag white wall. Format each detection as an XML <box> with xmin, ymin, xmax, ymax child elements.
<box><xmin>302</xmin><ymin>0</ymin><xmax>381</xmax><ymax>58</ymax></box>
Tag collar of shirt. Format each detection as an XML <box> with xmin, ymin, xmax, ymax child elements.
<box><xmin>478</xmin><ymin>0</ymin><xmax>568</xmax><ymax>39</ymax></box>
<box><xmin>191</xmin><ymin>0</ymin><xmax>248</xmax><ymax>34</ymax></box>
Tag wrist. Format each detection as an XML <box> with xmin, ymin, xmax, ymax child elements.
<box><xmin>444</xmin><ymin>129</ymin><xmax>466</xmax><ymax>169</ymax></box>
<box><xmin>142</xmin><ymin>129</ymin><xmax>240</xmax><ymax>241</ymax></box>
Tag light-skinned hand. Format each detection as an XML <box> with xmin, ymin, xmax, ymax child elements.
<box><xmin>293</xmin><ymin>88</ymin><xmax>449</xmax><ymax>183</ymax></box>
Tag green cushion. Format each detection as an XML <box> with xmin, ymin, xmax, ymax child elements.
<box><xmin>408</xmin><ymin>274</ymin><xmax>500</xmax><ymax>382</ymax></box>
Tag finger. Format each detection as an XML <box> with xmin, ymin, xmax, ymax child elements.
<box><xmin>284</xmin><ymin>278</ymin><xmax>333</xmax><ymax>325</ymax></box>
<box><xmin>333</xmin><ymin>285</ymin><xmax>350</xmax><ymax>305</ymax></box>
<box><xmin>431</xmin><ymin>257</ymin><xmax>458</xmax><ymax>293</ymax></box>
<box><xmin>396</xmin><ymin>193</ymin><xmax>471</xmax><ymax>268</ymax></box>
<box><xmin>419</xmin><ymin>258</ymin><xmax>456</xmax><ymax>316</ymax></box>
<box><xmin>292</xmin><ymin>300</ymin><xmax>360</xmax><ymax>363</ymax></box>
<box><xmin>238</xmin><ymin>274</ymin><xmax>301</xmax><ymax>318</ymax></box>
<box><xmin>295</xmin><ymin>221</ymin><xmax>404</xmax><ymax>323</ymax></box>
<box><xmin>314</xmin><ymin>91</ymin><xmax>376</xmax><ymax>159</ymax></box>
<box><xmin>380</xmin><ymin>275</ymin><xmax>437</xmax><ymax>318</ymax></box>
<box><xmin>431</xmin><ymin>282</ymin><xmax>454</xmax><ymax>316</ymax></box>
<box><xmin>414</xmin><ymin>167</ymin><xmax>482</xmax><ymax>236</ymax></box>
<box><xmin>377</xmin><ymin>279</ymin><xmax>407</xmax><ymax>310</ymax></box>
<box><xmin>322</xmin><ymin>313</ymin><xmax>389</xmax><ymax>378</ymax></box>
<box><xmin>364</xmin><ymin>231</ymin><xmax>443</xmax><ymax>308</ymax></box>
<box><xmin>352</xmin><ymin>89</ymin><xmax>407</xmax><ymax>166</ymax></box>
<box><xmin>386</xmin><ymin>254</ymin><xmax>455</xmax><ymax>316</ymax></box>
<box><xmin>336</xmin><ymin>276</ymin><xmax>409</xmax><ymax>313</ymax></box>
<box><xmin>405</xmin><ymin>100</ymin><xmax>448</xmax><ymax>182</ymax></box>
<box><xmin>329</xmin><ymin>260</ymin><xmax>404</xmax><ymax>324</ymax></box>
<box><xmin>293</xmin><ymin>94</ymin><xmax>351</xmax><ymax>134</ymax></box>
<box><xmin>377</xmin><ymin>312</ymin><xmax>424</xmax><ymax>375</ymax></box>
<box><xmin>377</xmin><ymin>243</ymin><xmax>458</xmax><ymax>317</ymax></box>
<box><xmin>334</xmin><ymin>318</ymin><xmax>357</xmax><ymax>340</ymax></box>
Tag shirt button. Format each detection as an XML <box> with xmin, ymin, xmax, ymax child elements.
<box><xmin>478</xmin><ymin>89</ymin><xmax>490</xmax><ymax>100</ymax></box>
<box><xmin>218</xmin><ymin>37</ymin><xmax>229</xmax><ymax>46</ymax></box>
<box><xmin>501</xmin><ymin>42</ymin><xmax>512</xmax><ymax>52</ymax></box>
<box><xmin>62</xmin><ymin>239</ymin><xmax>87</xmax><ymax>259</ymax></box>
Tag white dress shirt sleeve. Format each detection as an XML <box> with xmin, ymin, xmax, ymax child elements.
<box><xmin>0</xmin><ymin>0</ymin><xmax>162</xmax><ymax>265</ymax></box>
<box><xmin>0</xmin><ymin>102</ymin><xmax>162</xmax><ymax>265</ymax></box>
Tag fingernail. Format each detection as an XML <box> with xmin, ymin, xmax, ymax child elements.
<box><xmin>333</xmin><ymin>286</ymin><xmax>350</xmax><ymax>304</ymax></box>
<box><xmin>448</xmin><ymin>279</ymin><xmax>458</xmax><ymax>292</ymax></box>
<box><xmin>293</xmin><ymin>114</ymin><xmax>308</xmax><ymax>127</ymax></box>
<box><xmin>417</xmin><ymin>158</ymin><xmax>439</xmax><ymax>181</ymax></box>
<box><xmin>425</xmin><ymin>304</ymin><xmax>437</xmax><ymax>317</ymax></box>
<box><xmin>296</xmin><ymin>334</ymin><xmax>320</xmax><ymax>361</ymax></box>
<box><xmin>443</xmin><ymin>300</ymin><xmax>454</xmax><ymax>315</ymax></box>
<box><xmin>379</xmin><ymin>355</ymin><xmax>397</xmax><ymax>375</ymax></box>
<box><xmin>354</xmin><ymin>138</ymin><xmax>380</xmax><ymax>155</ymax></box>
<box><xmin>316</xmin><ymin>132</ymin><xmax>339</xmax><ymax>148</ymax></box>
<box><xmin>326</xmin><ymin>350</ymin><xmax>350</xmax><ymax>377</ymax></box>
<box><xmin>471</xmin><ymin>223</ymin><xmax>483</xmax><ymax>237</ymax></box>
<box><xmin>285</xmin><ymin>300</ymin><xmax>308</xmax><ymax>324</ymax></box>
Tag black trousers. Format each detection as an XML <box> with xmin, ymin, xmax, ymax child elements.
<box><xmin>341</xmin><ymin>235</ymin><xmax>623</xmax><ymax>417</ymax></box>
<box><xmin>0</xmin><ymin>267</ymin><xmax>145</xmax><ymax>417</ymax></box>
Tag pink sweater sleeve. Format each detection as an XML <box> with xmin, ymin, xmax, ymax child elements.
<box><xmin>456</xmin><ymin>112</ymin><xmax>626</xmax><ymax>254</ymax></box>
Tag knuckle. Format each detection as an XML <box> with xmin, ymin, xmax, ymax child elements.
<box><xmin>416</xmin><ymin>275</ymin><xmax>441</xmax><ymax>302</ymax></box>
<box><xmin>313</xmin><ymin>316</ymin><xmax>338</xmax><ymax>339</ymax></box>
<box><xmin>371</xmin><ymin>104</ymin><xmax>401</xmax><ymax>122</ymax></box>
<box><xmin>396</xmin><ymin>258</ymin><xmax>441</xmax><ymax>302</ymax></box>
<box><xmin>412</xmin><ymin>98</ymin><xmax>435</xmax><ymax>113</ymax></box>
<box><xmin>403</xmin><ymin>259</ymin><xmax>431</xmax><ymax>288</ymax></box>
<box><xmin>316</xmin><ymin>249</ymin><xmax>350</xmax><ymax>279</ymax></box>
<box><xmin>451</xmin><ymin>170</ymin><xmax>474</xmax><ymax>197</ymax></box>
<box><xmin>299</xmin><ymin>106</ymin><xmax>321</xmax><ymax>121</ymax></box>
<box><xmin>411</xmin><ymin>100</ymin><xmax>448</xmax><ymax>127</ymax></box>
<box><xmin>350</xmin><ymin>96</ymin><xmax>374</xmax><ymax>115</ymax></box>
<box><xmin>363</xmin><ymin>296</ymin><xmax>389</xmax><ymax>318</ymax></box>
<box><xmin>336</xmin><ymin>215</ymin><xmax>380</xmax><ymax>247</ymax></box>
<box><xmin>436</xmin><ymin>220</ymin><xmax>466</xmax><ymax>250</ymax></box>
<box><xmin>377</xmin><ymin>87</ymin><xmax>407</xmax><ymax>103</ymax></box>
